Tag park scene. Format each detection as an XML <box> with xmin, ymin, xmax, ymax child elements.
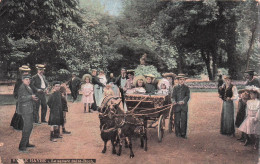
<box><xmin>0</xmin><ymin>0</ymin><xmax>260</xmax><ymax>164</ymax></box>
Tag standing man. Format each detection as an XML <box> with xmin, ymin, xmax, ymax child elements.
<box><xmin>115</xmin><ymin>68</ymin><xmax>127</xmax><ymax>103</ymax></box>
<box><xmin>68</xmin><ymin>72</ymin><xmax>81</xmax><ymax>102</ymax></box>
<box><xmin>31</xmin><ymin>64</ymin><xmax>48</xmax><ymax>124</ymax></box>
<box><xmin>11</xmin><ymin>65</ymin><xmax>31</xmax><ymax>130</ymax></box>
<box><xmin>17</xmin><ymin>74</ymin><xmax>38</xmax><ymax>151</ymax></box>
<box><xmin>172</xmin><ymin>74</ymin><xmax>190</xmax><ymax>138</ymax></box>
<box><xmin>244</xmin><ymin>69</ymin><xmax>260</xmax><ymax>88</ymax></box>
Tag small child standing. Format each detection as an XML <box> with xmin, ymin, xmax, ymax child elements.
<box><xmin>104</xmin><ymin>84</ymin><xmax>114</xmax><ymax>97</ymax></box>
<box><xmin>81</xmin><ymin>74</ymin><xmax>94</xmax><ymax>113</ymax></box>
<box><xmin>47</xmin><ymin>81</ymin><xmax>63</xmax><ymax>142</ymax></box>
<box><xmin>60</xmin><ymin>86</ymin><xmax>71</xmax><ymax>134</ymax></box>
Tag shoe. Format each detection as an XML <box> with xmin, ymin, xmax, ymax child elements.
<box><xmin>19</xmin><ymin>147</ymin><xmax>27</xmax><ymax>152</ymax></box>
<box><xmin>181</xmin><ymin>134</ymin><xmax>187</xmax><ymax>139</ymax></box>
<box><xmin>237</xmin><ymin>136</ymin><xmax>244</xmax><ymax>141</ymax></box>
<box><xmin>63</xmin><ymin>130</ymin><xmax>71</xmax><ymax>134</ymax></box>
<box><xmin>244</xmin><ymin>139</ymin><xmax>250</xmax><ymax>146</ymax></box>
<box><xmin>26</xmin><ymin>144</ymin><xmax>35</xmax><ymax>148</ymax></box>
<box><xmin>41</xmin><ymin>121</ymin><xmax>47</xmax><ymax>123</ymax></box>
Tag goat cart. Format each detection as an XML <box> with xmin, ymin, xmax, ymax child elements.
<box><xmin>124</xmin><ymin>93</ymin><xmax>174</xmax><ymax>142</ymax></box>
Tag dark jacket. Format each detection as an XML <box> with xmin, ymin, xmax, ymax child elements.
<box><xmin>61</xmin><ymin>96</ymin><xmax>68</xmax><ymax>112</ymax></box>
<box><xmin>92</xmin><ymin>76</ymin><xmax>105</xmax><ymax>87</ymax></box>
<box><xmin>68</xmin><ymin>77</ymin><xmax>81</xmax><ymax>91</ymax></box>
<box><xmin>172</xmin><ymin>84</ymin><xmax>190</xmax><ymax>113</ymax></box>
<box><xmin>114</xmin><ymin>75</ymin><xmax>127</xmax><ymax>88</ymax></box>
<box><xmin>30</xmin><ymin>74</ymin><xmax>48</xmax><ymax>93</ymax></box>
<box><xmin>47</xmin><ymin>91</ymin><xmax>63</xmax><ymax>125</ymax></box>
<box><xmin>17</xmin><ymin>84</ymin><xmax>34</xmax><ymax>115</ymax></box>
<box><xmin>145</xmin><ymin>83</ymin><xmax>156</xmax><ymax>94</ymax></box>
<box><xmin>13</xmin><ymin>78</ymin><xmax>23</xmax><ymax>99</ymax></box>
<box><xmin>246</xmin><ymin>78</ymin><xmax>260</xmax><ymax>88</ymax></box>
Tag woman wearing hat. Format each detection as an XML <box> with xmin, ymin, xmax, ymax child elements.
<box><xmin>238</xmin><ymin>86</ymin><xmax>260</xmax><ymax>149</ymax></box>
<box><xmin>11</xmin><ymin>65</ymin><xmax>31</xmax><ymax>130</ymax></box>
<box><xmin>144</xmin><ymin>74</ymin><xmax>156</xmax><ymax>94</ymax></box>
<box><xmin>123</xmin><ymin>70</ymin><xmax>135</xmax><ymax>92</ymax></box>
<box><xmin>81</xmin><ymin>74</ymin><xmax>94</xmax><ymax>113</ymax></box>
<box><xmin>219</xmin><ymin>75</ymin><xmax>238</xmax><ymax>136</ymax></box>
<box><xmin>162</xmin><ymin>72</ymin><xmax>176</xmax><ymax>97</ymax></box>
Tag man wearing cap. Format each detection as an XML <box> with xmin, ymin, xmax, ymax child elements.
<box><xmin>244</xmin><ymin>69</ymin><xmax>260</xmax><ymax>88</ymax></box>
<box><xmin>31</xmin><ymin>64</ymin><xmax>48</xmax><ymax>124</ymax></box>
<box><xmin>172</xmin><ymin>73</ymin><xmax>190</xmax><ymax>138</ymax></box>
<box><xmin>17</xmin><ymin>75</ymin><xmax>38</xmax><ymax>151</ymax></box>
<box><xmin>68</xmin><ymin>72</ymin><xmax>81</xmax><ymax>102</ymax></box>
<box><xmin>11</xmin><ymin>65</ymin><xmax>31</xmax><ymax>130</ymax></box>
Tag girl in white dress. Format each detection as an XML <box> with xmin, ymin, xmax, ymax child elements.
<box><xmin>238</xmin><ymin>86</ymin><xmax>260</xmax><ymax>149</ymax></box>
<box><xmin>81</xmin><ymin>74</ymin><xmax>94</xmax><ymax>113</ymax></box>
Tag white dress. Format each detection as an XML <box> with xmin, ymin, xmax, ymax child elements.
<box><xmin>238</xmin><ymin>99</ymin><xmax>260</xmax><ymax>135</ymax></box>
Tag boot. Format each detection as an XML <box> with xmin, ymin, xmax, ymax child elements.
<box><xmin>84</xmin><ymin>105</ymin><xmax>86</xmax><ymax>113</ymax></box>
<box><xmin>62</xmin><ymin>127</ymin><xmax>71</xmax><ymax>134</ymax></box>
<box><xmin>244</xmin><ymin>134</ymin><xmax>250</xmax><ymax>146</ymax></box>
<box><xmin>55</xmin><ymin>127</ymin><xmax>63</xmax><ymax>138</ymax></box>
<box><xmin>50</xmin><ymin>131</ymin><xmax>57</xmax><ymax>142</ymax></box>
<box><xmin>254</xmin><ymin>138</ymin><xmax>259</xmax><ymax>150</ymax></box>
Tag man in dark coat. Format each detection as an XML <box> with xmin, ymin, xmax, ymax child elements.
<box><xmin>30</xmin><ymin>64</ymin><xmax>48</xmax><ymax>123</ymax></box>
<box><xmin>11</xmin><ymin>65</ymin><xmax>31</xmax><ymax>130</ymax></box>
<box><xmin>172</xmin><ymin>74</ymin><xmax>190</xmax><ymax>138</ymax></box>
<box><xmin>244</xmin><ymin>69</ymin><xmax>260</xmax><ymax>88</ymax></box>
<box><xmin>47</xmin><ymin>81</ymin><xmax>64</xmax><ymax>142</ymax></box>
<box><xmin>68</xmin><ymin>72</ymin><xmax>81</xmax><ymax>102</ymax></box>
<box><xmin>17</xmin><ymin>75</ymin><xmax>38</xmax><ymax>152</ymax></box>
<box><xmin>114</xmin><ymin>68</ymin><xmax>127</xmax><ymax>103</ymax></box>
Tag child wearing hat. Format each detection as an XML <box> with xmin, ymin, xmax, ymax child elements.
<box><xmin>81</xmin><ymin>74</ymin><xmax>94</xmax><ymax>113</ymax></box>
<box><xmin>144</xmin><ymin>74</ymin><xmax>156</xmax><ymax>94</ymax></box>
<box><xmin>104</xmin><ymin>84</ymin><xmax>114</xmax><ymax>97</ymax></box>
<box><xmin>172</xmin><ymin>73</ymin><xmax>190</xmax><ymax>138</ymax></box>
<box><xmin>238</xmin><ymin>86</ymin><xmax>260</xmax><ymax>149</ymax></box>
<box><xmin>47</xmin><ymin>81</ymin><xmax>63</xmax><ymax>142</ymax></box>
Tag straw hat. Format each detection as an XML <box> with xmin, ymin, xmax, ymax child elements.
<box><xmin>243</xmin><ymin>69</ymin><xmax>257</xmax><ymax>76</ymax></box>
<box><xmin>176</xmin><ymin>73</ymin><xmax>188</xmax><ymax>79</ymax></box>
<box><xmin>19</xmin><ymin>65</ymin><xmax>31</xmax><ymax>72</ymax></box>
<box><xmin>162</xmin><ymin>72</ymin><xmax>176</xmax><ymax>79</ymax></box>
<box><xmin>245</xmin><ymin>86</ymin><xmax>260</xmax><ymax>98</ymax></box>
<box><xmin>133</xmin><ymin>75</ymin><xmax>146</xmax><ymax>87</ymax></box>
<box><xmin>223</xmin><ymin>75</ymin><xmax>232</xmax><ymax>80</ymax></box>
<box><xmin>144</xmin><ymin>74</ymin><xmax>155</xmax><ymax>78</ymax></box>
<box><xmin>35</xmin><ymin>64</ymin><xmax>45</xmax><ymax>70</ymax></box>
<box><xmin>82</xmin><ymin>74</ymin><xmax>92</xmax><ymax>82</ymax></box>
<box><xmin>127</xmin><ymin>69</ymin><xmax>135</xmax><ymax>75</ymax></box>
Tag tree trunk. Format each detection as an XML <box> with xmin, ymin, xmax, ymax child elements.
<box><xmin>177</xmin><ymin>47</ymin><xmax>184</xmax><ymax>74</ymax></box>
<box><xmin>201</xmin><ymin>49</ymin><xmax>213</xmax><ymax>80</ymax></box>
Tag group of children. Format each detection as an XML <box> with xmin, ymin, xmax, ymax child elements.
<box><xmin>236</xmin><ymin>86</ymin><xmax>260</xmax><ymax>149</ymax></box>
<box><xmin>80</xmin><ymin>71</ymin><xmax>175</xmax><ymax>113</ymax></box>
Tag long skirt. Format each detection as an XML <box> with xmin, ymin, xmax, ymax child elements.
<box><xmin>94</xmin><ymin>85</ymin><xmax>103</xmax><ymax>107</ymax></box>
<box><xmin>235</xmin><ymin>100</ymin><xmax>246</xmax><ymax>128</ymax></box>
<box><xmin>220</xmin><ymin>101</ymin><xmax>235</xmax><ymax>135</ymax></box>
<box><xmin>111</xmin><ymin>84</ymin><xmax>120</xmax><ymax>97</ymax></box>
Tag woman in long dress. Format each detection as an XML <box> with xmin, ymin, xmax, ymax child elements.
<box><xmin>219</xmin><ymin>75</ymin><xmax>238</xmax><ymax>136</ymax></box>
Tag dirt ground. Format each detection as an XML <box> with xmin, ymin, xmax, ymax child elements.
<box><xmin>0</xmin><ymin>92</ymin><xmax>259</xmax><ymax>164</ymax></box>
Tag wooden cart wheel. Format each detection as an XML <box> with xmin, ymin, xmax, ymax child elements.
<box><xmin>158</xmin><ymin>115</ymin><xmax>165</xmax><ymax>142</ymax></box>
<box><xmin>168</xmin><ymin>105</ymin><xmax>174</xmax><ymax>133</ymax></box>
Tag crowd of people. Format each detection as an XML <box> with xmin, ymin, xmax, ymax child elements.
<box><xmin>10</xmin><ymin>63</ymin><xmax>260</xmax><ymax>153</ymax></box>
<box><xmin>218</xmin><ymin>69</ymin><xmax>260</xmax><ymax>149</ymax></box>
